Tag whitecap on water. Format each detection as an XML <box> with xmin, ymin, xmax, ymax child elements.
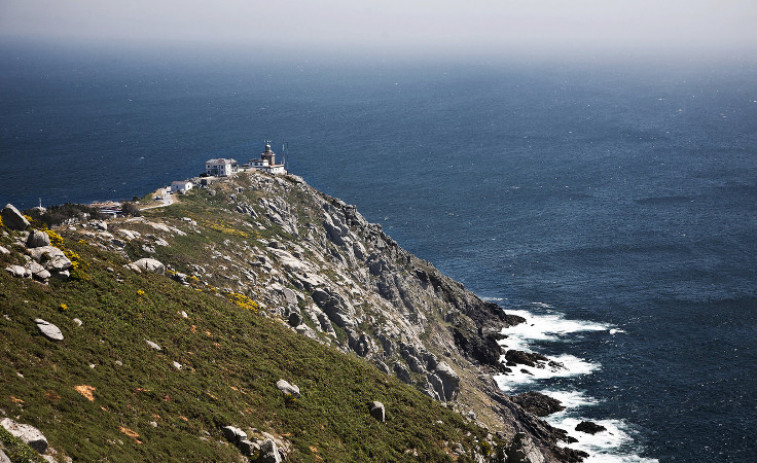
<box><xmin>498</xmin><ymin>309</ymin><xmax>613</xmax><ymax>353</ymax></box>
<box><xmin>549</xmin><ymin>417</ymin><xmax>659</xmax><ymax>463</ymax></box>
<box><xmin>493</xmin><ymin>306</ymin><xmax>655</xmax><ymax>462</ymax></box>
<box><xmin>494</xmin><ymin>354</ymin><xmax>600</xmax><ymax>391</ymax></box>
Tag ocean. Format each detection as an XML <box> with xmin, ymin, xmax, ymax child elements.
<box><xmin>1</xmin><ymin>40</ymin><xmax>756</xmax><ymax>462</ymax></box>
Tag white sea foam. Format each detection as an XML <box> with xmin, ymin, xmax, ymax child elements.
<box><xmin>493</xmin><ymin>306</ymin><xmax>655</xmax><ymax>462</ymax></box>
<box><xmin>548</xmin><ymin>416</ymin><xmax>659</xmax><ymax>463</ymax></box>
<box><xmin>495</xmin><ymin>308</ymin><xmax>610</xmax><ymax>390</ymax></box>
<box><xmin>501</xmin><ymin>309</ymin><xmax>612</xmax><ymax>350</ymax></box>
<box><xmin>542</xmin><ymin>389</ymin><xmax>600</xmax><ymax>409</ymax></box>
<box><xmin>494</xmin><ymin>354</ymin><xmax>600</xmax><ymax>391</ymax></box>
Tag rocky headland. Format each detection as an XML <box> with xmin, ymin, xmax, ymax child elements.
<box><xmin>0</xmin><ymin>170</ymin><xmax>585</xmax><ymax>462</ymax></box>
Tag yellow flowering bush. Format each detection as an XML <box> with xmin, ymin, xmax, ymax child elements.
<box><xmin>59</xmin><ymin>303</ymin><xmax>68</xmax><ymax>311</ymax></box>
<box><xmin>45</xmin><ymin>229</ymin><xmax>64</xmax><ymax>247</ymax></box>
<box><xmin>200</xmin><ymin>219</ymin><xmax>248</xmax><ymax>238</ymax></box>
<box><xmin>137</xmin><ymin>290</ymin><xmax>145</xmax><ymax>297</ymax></box>
<box><xmin>228</xmin><ymin>292</ymin><xmax>259</xmax><ymax>313</ymax></box>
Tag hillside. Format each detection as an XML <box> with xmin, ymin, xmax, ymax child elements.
<box><xmin>0</xmin><ymin>170</ymin><xmax>582</xmax><ymax>462</ymax></box>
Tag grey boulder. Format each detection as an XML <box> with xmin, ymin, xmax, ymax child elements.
<box><xmin>258</xmin><ymin>439</ymin><xmax>282</xmax><ymax>463</ymax></box>
<box><xmin>276</xmin><ymin>379</ymin><xmax>300</xmax><ymax>398</ymax></box>
<box><xmin>126</xmin><ymin>258</ymin><xmax>165</xmax><ymax>274</ymax></box>
<box><xmin>35</xmin><ymin>319</ymin><xmax>64</xmax><ymax>341</ymax></box>
<box><xmin>221</xmin><ymin>425</ymin><xmax>247</xmax><ymax>444</ymax></box>
<box><xmin>5</xmin><ymin>265</ymin><xmax>31</xmax><ymax>279</ymax></box>
<box><xmin>0</xmin><ymin>418</ymin><xmax>48</xmax><ymax>453</ymax></box>
<box><xmin>369</xmin><ymin>401</ymin><xmax>385</xmax><ymax>422</ymax></box>
<box><xmin>1</xmin><ymin>204</ymin><xmax>30</xmax><ymax>230</ymax></box>
<box><xmin>26</xmin><ymin>230</ymin><xmax>50</xmax><ymax>248</ymax></box>
<box><xmin>28</xmin><ymin>246</ymin><xmax>72</xmax><ymax>272</ymax></box>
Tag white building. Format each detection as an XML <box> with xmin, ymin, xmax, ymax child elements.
<box><xmin>171</xmin><ymin>180</ymin><xmax>193</xmax><ymax>194</ymax></box>
<box><xmin>247</xmin><ymin>143</ymin><xmax>286</xmax><ymax>174</ymax></box>
<box><xmin>205</xmin><ymin>158</ymin><xmax>239</xmax><ymax>177</ymax></box>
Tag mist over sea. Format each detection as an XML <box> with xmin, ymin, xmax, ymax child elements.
<box><xmin>2</xmin><ymin>40</ymin><xmax>756</xmax><ymax>462</ymax></box>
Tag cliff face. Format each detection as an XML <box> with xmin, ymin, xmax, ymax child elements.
<box><xmin>8</xmin><ymin>171</ymin><xmax>580</xmax><ymax>461</ymax></box>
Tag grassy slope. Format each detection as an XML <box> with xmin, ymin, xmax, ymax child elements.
<box><xmin>0</xmin><ymin>230</ymin><xmax>498</xmax><ymax>462</ymax></box>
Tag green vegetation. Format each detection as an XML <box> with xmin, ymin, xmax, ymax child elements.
<box><xmin>0</xmin><ymin>224</ymin><xmax>500</xmax><ymax>462</ymax></box>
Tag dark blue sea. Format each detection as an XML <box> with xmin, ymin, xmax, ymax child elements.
<box><xmin>2</xmin><ymin>39</ymin><xmax>756</xmax><ymax>462</ymax></box>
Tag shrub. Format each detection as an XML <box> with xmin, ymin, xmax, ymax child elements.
<box><xmin>121</xmin><ymin>202</ymin><xmax>141</xmax><ymax>217</ymax></box>
<box><xmin>27</xmin><ymin>203</ymin><xmax>105</xmax><ymax>227</ymax></box>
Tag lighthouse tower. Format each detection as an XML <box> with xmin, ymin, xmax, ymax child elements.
<box><xmin>247</xmin><ymin>141</ymin><xmax>286</xmax><ymax>174</ymax></box>
<box><xmin>261</xmin><ymin>142</ymin><xmax>276</xmax><ymax>166</ymax></box>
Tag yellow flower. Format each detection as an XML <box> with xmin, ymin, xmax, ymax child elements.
<box><xmin>59</xmin><ymin>303</ymin><xmax>68</xmax><ymax>311</ymax></box>
<box><xmin>137</xmin><ymin>290</ymin><xmax>145</xmax><ymax>297</ymax></box>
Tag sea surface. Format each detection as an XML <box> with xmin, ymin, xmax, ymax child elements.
<box><xmin>2</xmin><ymin>40</ymin><xmax>756</xmax><ymax>462</ymax></box>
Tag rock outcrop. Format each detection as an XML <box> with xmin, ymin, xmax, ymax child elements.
<box><xmin>512</xmin><ymin>392</ymin><xmax>565</xmax><ymax>417</ymax></box>
<box><xmin>0</xmin><ymin>418</ymin><xmax>48</xmax><ymax>453</ymax></box>
<box><xmin>1</xmin><ymin>204</ymin><xmax>30</xmax><ymax>230</ymax></box>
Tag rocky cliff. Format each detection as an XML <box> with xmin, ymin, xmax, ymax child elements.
<box><xmin>1</xmin><ymin>170</ymin><xmax>584</xmax><ymax>462</ymax></box>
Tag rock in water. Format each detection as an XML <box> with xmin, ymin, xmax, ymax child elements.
<box><xmin>369</xmin><ymin>401</ymin><xmax>385</xmax><ymax>422</ymax></box>
<box><xmin>26</xmin><ymin>230</ymin><xmax>50</xmax><ymax>248</ymax></box>
<box><xmin>35</xmin><ymin>319</ymin><xmax>64</xmax><ymax>341</ymax></box>
<box><xmin>512</xmin><ymin>391</ymin><xmax>565</xmax><ymax>417</ymax></box>
<box><xmin>276</xmin><ymin>379</ymin><xmax>300</xmax><ymax>398</ymax></box>
<box><xmin>1</xmin><ymin>204</ymin><xmax>30</xmax><ymax>230</ymax></box>
<box><xmin>0</xmin><ymin>418</ymin><xmax>48</xmax><ymax>453</ymax></box>
<box><xmin>575</xmin><ymin>421</ymin><xmax>607</xmax><ymax>435</ymax></box>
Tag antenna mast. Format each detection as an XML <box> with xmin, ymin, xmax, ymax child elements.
<box><xmin>282</xmin><ymin>139</ymin><xmax>289</xmax><ymax>173</ymax></box>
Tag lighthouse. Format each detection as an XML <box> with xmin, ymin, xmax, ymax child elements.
<box><xmin>248</xmin><ymin>141</ymin><xmax>286</xmax><ymax>174</ymax></box>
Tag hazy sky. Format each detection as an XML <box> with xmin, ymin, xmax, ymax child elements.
<box><xmin>2</xmin><ymin>0</ymin><xmax>756</xmax><ymax>57</ymax></box>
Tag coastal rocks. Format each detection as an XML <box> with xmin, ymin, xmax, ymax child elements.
<box><xmin>506</xmin><ymin>432</ymin><xmax>545</xmax><ymax>463</ymax></box>
<box><xmin>126</xmin><ymin>258</ymin><xmax>165</xmax><ymax>275</ymax></box>
<box><xmin>512</xmin><ymin>392</ymin><xmax>565</xmax><ymax>417</ymax></box>
<box><xmin>322</xmin><ymin>206</ymin><xmax>350</xmax><ymax>246</ymax></box>
<box><xmin>276</xmin><ymin>379</ymin><xmax>300</xmax><ymax>398</ymax></box>
<box><xmin>26</xmin><ymin>230</ymin><xmax>50</xmax><ymax>248</ymax></box>
<box><xmin>505</xmin><ymin>350</ymin><xmax>551</xmax><ymax>368</ymax></box>
<box><xmin>369</xmin><ymin>401</ymin><xmax>385</xmax><ymax>422</ymax></box>
<box><xmin>0</xmin><ymin>418</ymin><xmax>48</xmax><ymax>453</ymax></box>
<box><xmin>1</xmin><ymin>204</ymin><xmax>30</xmax><ymax>230</ymax></box>
<box><xmin>35</xmin><ymin>319</ymin><xmax>64</xmax><ymax>341</ymax></box>
<box><xmin>575</xmin><ymin>421</ymin><xmax>606</xmax><ymax>435</ymax></box>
